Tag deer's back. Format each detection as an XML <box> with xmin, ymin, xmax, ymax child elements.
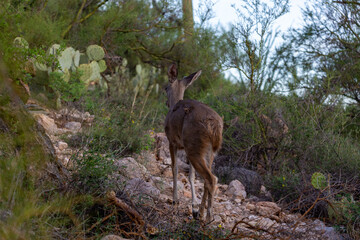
<box><xmin>165</xmin><ymin>99</ymin><xmax>223</xmax><ymax>151</ymax></box>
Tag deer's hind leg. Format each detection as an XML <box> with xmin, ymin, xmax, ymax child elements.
<box><xmin>189</xmin><ymin>163</ymin><xmax>199</xmax><ymax>218</ymax></box>
<box><xmin>169</xmin><ymin>143</ymin><xmax>179</xmax><ymax>204</ymax></box>
<box><xmin>187</xmin><ymin>144</ymin><xmax>217</xmax><ymax>222</ymax></box>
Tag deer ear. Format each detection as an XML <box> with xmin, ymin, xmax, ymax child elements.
<box><xmin>168</xmin><ymin>64</ymin><xmax>178</xmax><ymax>83</ymax></box>
<box><xmin>182</xmin><ymin>70</ymin><xmax>202</xmax><ymax>87</ymax></box>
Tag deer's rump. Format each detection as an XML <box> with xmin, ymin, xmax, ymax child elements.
<box><xmin>165</xmin><ymin>99</ymin><xmax>223</xmax><ymax>152</ymax></box>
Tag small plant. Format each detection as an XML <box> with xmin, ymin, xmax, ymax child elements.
<box><xmin>49</xmin><ymin>70</ymin><xmax>85</xmax><ymax>102</ymax></box>
<box><xmin>72</xmin><ymin>150</ymin><xmax>121</xmax><ymax>196</ymax></box>
<box><xmin>311</xmin><ymin>172</ymin><xmax>328</xmax><ymax>190</ymax></box>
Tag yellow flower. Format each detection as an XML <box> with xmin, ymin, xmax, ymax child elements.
<box><xmin>132</xmin><ymin>120</ymin><xmax>135</xmax><ymax>124</ymax></box>
<box><xmin>218</xmin><ymin>224</ymin><xmax>222</xmax><ymax>228</ymax></box>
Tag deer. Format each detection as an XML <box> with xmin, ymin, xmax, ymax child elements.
<box><xmin>164</xmin><ymin>64</ymin><xmax>223</xmax><ymax>223</ymax></box>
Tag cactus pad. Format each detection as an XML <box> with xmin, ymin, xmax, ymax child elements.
<box><xmin>311</xmin><ymin>172</ymin><xmax>327</xmax><ymax>190</ymax></box>
<box><xmin>86</xmin><ymin>45</ymin><xmax>105</xmax><ymax>61</ymax></box>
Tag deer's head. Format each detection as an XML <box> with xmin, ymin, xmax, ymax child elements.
<box><xmin>165</xmin><ymin>64</ymin><xmax>202</xmax><ymax>108</ymax></box>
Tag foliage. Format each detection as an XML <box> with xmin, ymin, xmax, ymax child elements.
<box><xmin>277</xmin><ymin>0</ymin><xmax>360</xmax><ymax>104</ymax></box>
<box><xmin>49</xmin><ymin>71</ymin><xmax>86</xmax><ymax>102</ymax></box>
<box><xmin>72</xmin><ymin>150</ymin><xmax>122</xmax><ymax>196</ymax></box>
<box><xmin>222</xmin><ymin>0</ymin><xmax>289</xmax><ymax>93</ymax></box>
<box><xmin>81</xmin><ymin>89</ymin><xmax>164</xmax><ymax>157</ymax></box>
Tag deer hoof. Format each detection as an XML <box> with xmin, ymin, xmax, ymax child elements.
<box><xmin>192</xmin><ymin>210</ymin><xmax>199</xmax><ymax>220</ymax></box>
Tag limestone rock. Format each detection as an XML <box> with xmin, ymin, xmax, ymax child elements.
<box><xmin>64</xmin><ymin>121</ymin><xmax>81</xmax><ymax>131</ymax></box>
<box><xmin>34</xmin><ymin>113</ymin><xmax>59</xmax><ymax>135</ymax></box>
<box><xmin>124</xmin><ymin>178</ymin><xmax>160</xmax><ymax>199</ymax></box>
<box><xmin>255</xmin><ymin>201</ymin><xmax>281</xmax><ymax>217</ymax></box>
<box><xmin>115</xmin><ymin>157</ymin><xmax>147</xmax><ymax>179</ymax></box>
<box><xmin>225</xmin><ymin>180</ymin><xmax>247</xmax><ymax>200</ymax></box>
<box><xmin>58</xmin><ymin>141</ymin><xmax>68</xmax><ymax>150</ymax></box>
<box><xmin>101</xmin><ymin>235</ymin><xmax>132</xmax><ymax>240</ymax></box>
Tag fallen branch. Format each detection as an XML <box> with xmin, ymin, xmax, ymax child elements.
<box><xmin>107</xmin><ymin>191</ymin><xmax>145</xmax><ymax>228</ymax></box>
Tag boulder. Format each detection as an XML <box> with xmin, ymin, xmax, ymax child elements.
<box><xmin>255</xmin><ymin>201</ymin><xmax>281</xmax><ymax>217</ymax></box>
<box><xmin>115</xmin><ymin>157</ymin><xmax>147</xmax><ymax>179</ymax></box>
<box><xmin>34</xmin><ymin>113</ymin><xmax>59</xmax><ymax>135</ymax></box>
<box><xmin>101</xmin><ymin>235</ymin><xmax>132</xmax><ymax>240</ymax></box>
<box><xmin>225</xmin><ymin>180</ymin><xmax>247</xmax><ymax>200</ymax></box>
<box><xmin>214</xmin><ymin>160</ymin><xmax>262</xmax><ymax>196</ymax></box>
<box><xmin>124</xmin><ymin>178</ymin><xmax>160</xmax><ymax>199</ymax></box>
<box><xmin>64</xmin><ymin>121</ymin><xmax>81</xmax><ymax>131</ymax></box>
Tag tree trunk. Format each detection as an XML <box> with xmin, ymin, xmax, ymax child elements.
<box><xmin>182</xmin><ymin>0</ymin><xmax>194</xmax><ymax>39</ymax></box>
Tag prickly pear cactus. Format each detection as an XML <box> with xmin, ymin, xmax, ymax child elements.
<box><xmin>62</xmin><ymin>69</ymin><xmax>71</xmax><ymax>82</ymax></box>
<box><xmin>79</xmin><ymin>53</ymin><xmax>89</xmax><ymax>64</ymax></box>
<box><xmin>78</xmin><ymin>64</ymin><xmax>92</xmax><ymax>84</ymax></box>
<box><xmin>48</xmin><ymin>44</ymin><xmax>61</xmax><ymax>56</ymax></box>
<box><xmin>311</xmin><ymin>172</ymin><xmax>327</xmax><ymax>190</ymax></box>
<box><xmin>86</xmin><ymin>45</ymin><xmax>105</xmax><ymax>61</ymax></box>
<box><xmin>73</xmin><ymin>50</ymin><xmax>80</xmax><ymax>68</ymax></box>
<box><xmin>13</xmin><ymin>37</ymin><xmax>29</xmax><ymax>49</ymax></box>
<box><xmin>34</xmin><ymin>60</ymin><xmax>48</xmax><ymax>72</ymax></box>
<box><xmin>89</xmin><ymin>61</ymin><xmax>101</xmax><ymax>82</ymax></box>
<box><xmin>98</xmin><ymin>59</ymin><xmax>107</xmax><ymax>73</ymax></box>
<box><xmin>58</xmin><ymin>47</ymin><xmax>75</xmax><ymax>71</ymax></box>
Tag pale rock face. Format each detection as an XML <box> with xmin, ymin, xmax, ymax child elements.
<box><xmin>255</xmin><ymin>201</ymin><xmax>281</xmax><ymax>217</ymax></box>
<box><xmin>34</xmin><ymin>114</ymin><xmax>59</xmax><ymax>135</ymax></box>
<box><xmin>57</xmin><ymin>141</ymin><xmax>68</xmax><ymax>150</ymax></box>
<box><xmin>225</xmin><ymin>180</ymin><xmax>247</xmax><ymax>200</ymax></box>
<box><xmin>124</xmin><ymin>178</ymin><xmax>160</xmax><ymax>199</ymax></box>
<box><xmin>64</xmin><ymin>121</ymin><xmax>81</xmax><ymax>132</ymax></box>
<box><xmin>101</xmin><ymin>235</ymin><xmax>132</xmax><ymax>240</ymax></box>
<box><xmin>115</xmin><ymin>157</ymin><xmax>148</xmax><ymax>179</ymax></box>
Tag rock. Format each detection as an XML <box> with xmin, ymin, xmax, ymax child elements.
<box><xmin>34</xmin><ymin>113</ymin><xmax>59</xmax><ymax>135</ymax></box>
<box><xmin>155</xmin><ymin>133</ymin><xmax>187</xmax><ymax>166</ymax></box>
<box><xmin>124</xmin><ymin>178</ymin><xmax>160</xmax><ymax>199</ymax></box>
<box><xmin>255</xmin><ymin>201</ymin><xmax>281</xmax><ymax>217</ymax></box>
<box><xmin>101</xmin><ymin>235</ymin><xmax>132</xmax><ymax>240</ymax></box>
<box><xmin>214</xmin><ymin>160</ymin><xmax>262</xmax><ymax>196</ymax></box>
<box><xmin>64</xmin><ymin>121</ymin><xmax>81</xmax><ymax>131</ymax></box>
<box><xmin>115</xmin><ymin>157</ymin><xmax>148</xmax><ymax>179</ymax></box>
<box><xmin>151</xmin><ymin>177</ymin><xmax>184</xmax><ymax>196</ymax></box>
<box><xmin>58</xmin><ymin>141</ymin><xmax>68</xmax><ymax>150</ymax></box>
<box><xmin>225</xmin><ymin>180</ymin><xmax>247</xmax><ymax>200</ymax></box>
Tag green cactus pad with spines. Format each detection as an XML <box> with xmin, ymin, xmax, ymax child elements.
<box><xmin>98</xmin><ymin>60</ymin><xmax>107</xmax><ymax>73</ymax></box>
<box><xmin>79</xmin><ymin>53</ymin><xmax>89</xmax><ymax>64</ymax></box>
<box><xmin>13</xmin><ymin>37</ymin><xmax>29</xmax><ymax>49</ymax></box>
<box><xmin>48</xmin><ymin>44</ymin><xmax>61</xmax><ymax>56</ymax></box>
<box><xmin>73</xmin><ymin>50</ymin><xmax>80</xmax><ymax>68</ymax></box>
<box><xmin>89</xmin><ymin>61</ymin><xmax>101</xmax><ymax>82</ymax></box>
<box><xmin>78</xmin><ymin>64</ymin><xmax>92</xmax><ymax>84</ymax></box>
<box><xmin>58</xmin><ymin>47</ymin><xmax>75</xmax><ymax>71</ymax></box>
<box><xmin>86</xmin><ymin>45</ymin><xmax>105</xmax><ymax>61</ymax></box>
<box><xmin>311</xmin><ymin>172</ymin><xmax>327</xmax><ymax>190</ymax></box>
<box><xmin>62</xmin><ymin>69</ymin><xmax>71</xmax><ymax>82</ymax></box>
<box><xmin>34</xmin><ymin>60</ymin><xmax>48</xmax><ymax>72</ymax></box>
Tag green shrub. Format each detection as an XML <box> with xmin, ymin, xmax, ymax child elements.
<box><xmin>72</xmin><ymin>150</ymin><xmax>123</xmax><ymax>196</ymax></box>
<box><xmin>48</xmin><ymin>70</ymin><xmax>85</xmax><ymax>102</ymax></box>
<box><xmin>81</xmin><ymin>89</ymin><xmax>165</xmax><ymax>157</ymax></box>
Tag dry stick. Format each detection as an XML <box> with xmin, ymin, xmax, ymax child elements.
<box><xmin>86</xmin><ymin>211</ymin><xmax>115</xmax><ymax>233</ymax></box>
<box><xmin>107</xmin><ymin>191</ymin><xmax>145</xmax><ymax>227</ymax></box>
<box><xmin>107</xmin><ymin>191</ymin><xmax>151</xmax><ymax>239</ymax></box>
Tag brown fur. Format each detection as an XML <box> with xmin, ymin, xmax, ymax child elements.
<box><xmin>164</xmin><ymin>64</ymin><xmax>223</xmax><ymax>222</ymax></box>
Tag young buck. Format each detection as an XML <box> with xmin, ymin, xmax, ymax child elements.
<box><xmin>164</xmin><ymin>64</ymin><xmax>223</xmax><ymax>222</ymax></box>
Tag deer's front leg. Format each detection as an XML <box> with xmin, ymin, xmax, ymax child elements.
<box><xmin>169</xmin><ymin>144</ymin><xmax>178</xmax><ymax>204</ymax></box>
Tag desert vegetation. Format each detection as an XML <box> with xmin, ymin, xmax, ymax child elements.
<box><xmin>0</xmin><ymin>0</ymin><xmax>359</xmax><ymax>239</ymax></box>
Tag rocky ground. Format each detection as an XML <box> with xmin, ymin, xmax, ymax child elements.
<box><xmin>29</xmin><ymin>102</ymin><xmax>345</xmax><ymax>240</ymax></box>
